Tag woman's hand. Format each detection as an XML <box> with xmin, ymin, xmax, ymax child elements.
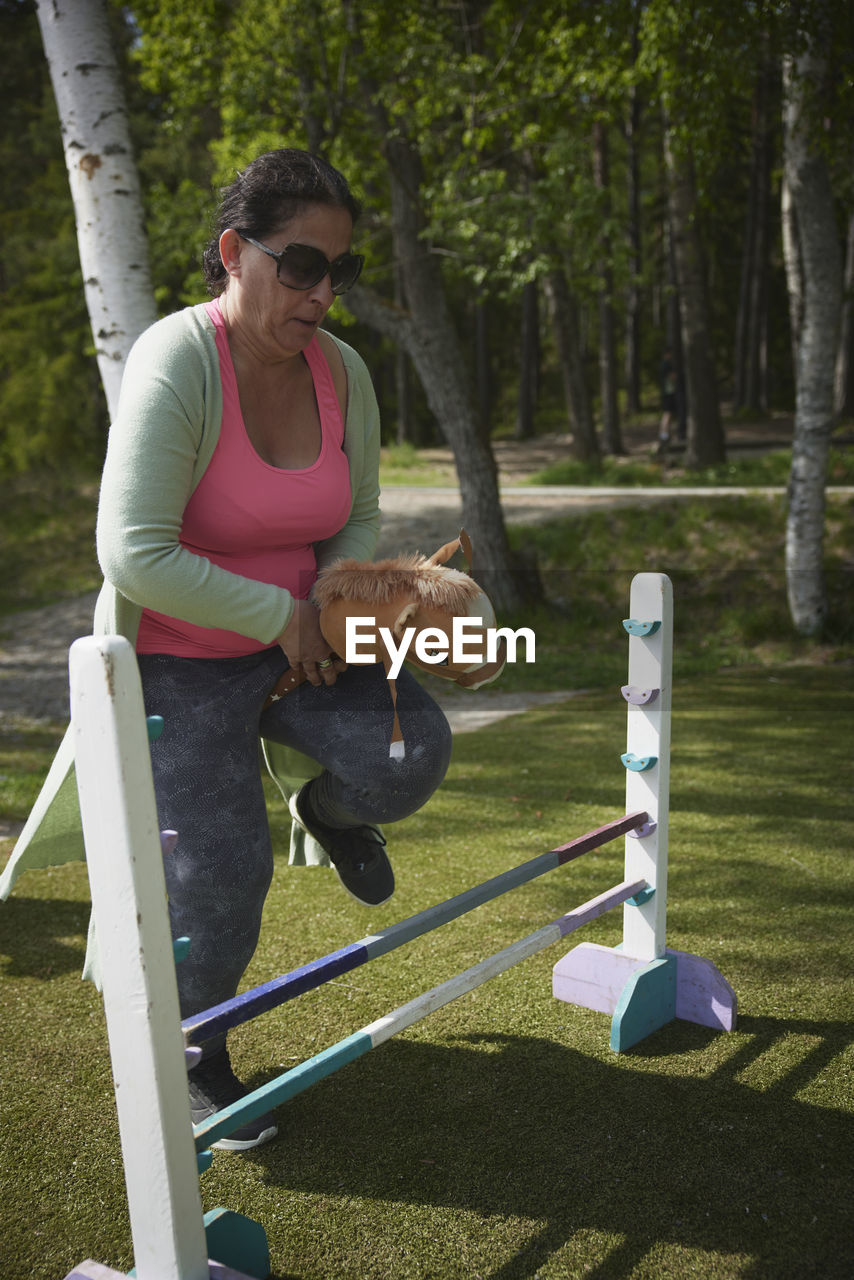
<box><xmin>276</xmin><ymin>599</ymin><xmax>347</xmax><ymax>686</ymax></box>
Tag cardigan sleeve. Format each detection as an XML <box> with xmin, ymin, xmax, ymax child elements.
<box><xmin>96</xmin><ymin>310</ymin><xmax>296</xmax><ymax>645</ymax></box>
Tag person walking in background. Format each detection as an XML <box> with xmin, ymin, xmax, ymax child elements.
<box><xmin>656</xmin><ymin>346</ymin><xmax>678</xmax><ymax>456</ymax></box>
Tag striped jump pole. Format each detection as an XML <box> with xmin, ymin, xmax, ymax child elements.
<box><xmin>192</xmin><ymin>875</ymin><xmax>647</xmax><ymax>1152</ymax></box>
<box><xmin>182</xmin><ymin>810</ymin><xmax>649</xmax><ymax>1045</ymax></box>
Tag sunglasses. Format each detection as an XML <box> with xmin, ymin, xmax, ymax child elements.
<box><xmin>238</xmin><ymin>232</ymin><xmax>364</xmax><ymax>295</ymax></box>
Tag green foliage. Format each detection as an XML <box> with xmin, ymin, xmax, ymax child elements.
<box><xmin>0</xmin><ymin>0</ymin><xmax>108</xmax><ymax>475</ymax></box>
<box><xmin>0</xmin><ymin>470</ymin><xmax>100</xmax><ymax>616</ymax></box>
<box><xmin>119</xmin><ymin>0</ymin><xmax>227</xmax><ymax>312</ymax></box>
<box><xmin>129</xmin><ymin>0</ymin><xmax>231</xmax><ymax>113</ymax></box>
<box><xmin>637</xmin><ymin>0</ymin><xmax>762</xmax><ymax>171</ymax></box>
<box><xmin>143</xmin><ymin>175</ymin><xmax>215</xmax><ymax>309</ymax></box>
<box><xmin>10</xmin><ymin>0</ymin><xmax>854</xmax><ymax>476</ymax></box>
<box><xmin>413</xmin><ymin>2</ymin><xmax>642</xmax><ymax>296</ymax></box>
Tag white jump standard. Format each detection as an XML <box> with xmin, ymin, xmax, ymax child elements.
<box><xmin>553</xmin><ymin>571</ymin><xmax>737</xmax><ymax>1047</ymax></box>
<box><xmin>62</xmin><ymin>571</ymin><xmax>735</xmax><ymax>1280</ymax></box>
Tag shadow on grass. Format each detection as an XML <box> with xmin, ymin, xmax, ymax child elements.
<box><xmin>249</xmin><ymin>1016</ymin><xmax>854</xmax><ymax>1279</ymax></box>
<box><xmin>0</xmin><ymin>894</ymin><xmax>88</xmax><ymax>978</ymax></box>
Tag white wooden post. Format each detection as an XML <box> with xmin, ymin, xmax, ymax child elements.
<box><xmin>70</xmin><ymin>636</ymin><xmax>209</xmax><ymax>1280</ymax></box>
<box><xmin>621</xmin><ymin>572</ymin><xmax>673</xmax><ymax>959</ymax></box>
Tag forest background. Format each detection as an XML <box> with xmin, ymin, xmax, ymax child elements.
<box><xmin>1</xmin><ymin>0</ymin><xmax>853</xmax><ymax>631</ymax></box>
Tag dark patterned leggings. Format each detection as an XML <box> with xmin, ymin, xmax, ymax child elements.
<box><xmin>137</xmin><ymin>647</ymin><xmax>452</xmax><ymax>1050</ymax></box>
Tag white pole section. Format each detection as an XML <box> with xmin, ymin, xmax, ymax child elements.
<box><xmin>621</xmin><ymin>573</ymin><xmax>673</xmax><ymax>959</ymax></box>
<box><xmin>70</xmin><ymin>636</ymin><xmax>208</xmax><ymax>1280</ymax></box>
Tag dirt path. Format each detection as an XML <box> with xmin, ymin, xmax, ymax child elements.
<box><xmin>0</xmin><ymin>478</ymin><xmax>590</xmax><ymax>736</ymax></box>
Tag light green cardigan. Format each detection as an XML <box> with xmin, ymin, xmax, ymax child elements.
<box><xmin>0</xmin><ymin>303</ymin><xmax>382</xmax><ymax>967</ymax></box>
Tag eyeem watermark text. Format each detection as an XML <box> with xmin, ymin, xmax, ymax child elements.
<box><xmin>345</xmin><ymin>616</ymin><xmax>536</xmax><ymax>679</ymax></box>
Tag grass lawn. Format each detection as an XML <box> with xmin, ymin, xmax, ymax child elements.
<box><xmin>524</xmin><ymin>444</ymin><xmax>854</xmax><ymax>489</ymax></box>
<box><xmin>2</xmin><ymin>661</ymin><xmax>853</xmax><ymax>1278</ymax></box>
<box><xmin>1</xmin><ymin>461</ymin><xmax>852</xmax><ymax>1278</ymax></box>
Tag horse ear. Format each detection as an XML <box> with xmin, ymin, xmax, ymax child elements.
<box><xmin>426</xmin><ymin>528</ymin><xmax>475</xmax><ymax>572</ymax></box>
<box><xmin>426</xmin><ymin>536</ymin><xmax>461</xmax><ymax>567</ymax></box>
<box><xmin>392</xmin><ymin>600</ymin><xmax>418</xmax><ymax>636</ymax></box>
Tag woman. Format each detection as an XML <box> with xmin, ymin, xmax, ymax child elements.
<box><xmin>94</xmin><ymin>149</ymin><xmax>453</xmax><ymax>1149</ymax></box>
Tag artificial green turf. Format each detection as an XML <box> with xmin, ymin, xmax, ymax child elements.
<box><xmin>2</xmin><ymin>664</ymin><xmax>852</xmax><ymax>1279</ymax></box>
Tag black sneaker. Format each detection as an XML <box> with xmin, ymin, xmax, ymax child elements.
<box><xmin>188</xmin><ymin>1048</ymin><xmax>278</xmax><ymax>1151</ymax></box>
<box><xmin>290</xmin><ymin>781</ymin><xmax>395</xmax><ymax>907</ymax></box>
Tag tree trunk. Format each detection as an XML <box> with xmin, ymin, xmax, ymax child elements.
<box><xmin>781</xmin><ymin>170</ymin><xmax>803</xmax><ymax>378</ymax></box>
<box><xmin>747</xmin><ymin>78</ymin><xmax>772</xmax><ymax>416</ymax></box>
<box><xmin>347</xmin><ymin>133</ymin><xmax>534</xmax><ymax>613</ymax></box>
<box><xmin>515</xmin><ymin>281</ymin><xmax>539</xmax><ymax>440</ymax></box>
<box><xmin>834</xmin><ymin>209</ymin><xmax>854</xmax><ymax>420</ymax></box>
<box><xmin>664</xmin><ymin>217</ymin><xmax>687</xmax><ymax>439</ymax></box>
<box><xmin>597</xmin><ymin>290</ymin><xmax>622</xmax><ymax>454</ymax></box>
<box><xmin>394</xmin><ymin>346</ymin><xmax>413</xmax><ymax>446</ymax></box>
<box><xmin>36</xmin><ymin>0</ymin><xmax>156</xmax><ymax>420</ymax></box>
<box><xmin>476</xmin><ymin>296</ymin><xmax>492</xmax><ymax>444</ymax></box>
<box><xmin>662</xmin><ymin>118</ymin><xmax>725</xmax><ymax>467</ymax></box>
<box><xmin>592</xmin><ymin>119</ymin><xmax>623</xmax><ymax>453</ymax></box>
<box><xmin>733</xmin><ymin>48</ymin><xmax>773</xmax><ymax>415</ymax></box>
<box><xmin>394</xmin><ymin>263</ymin><xmax>413</xmax><ymax>445</ymax></box>
<box><xmin>543</xmin><ymin>269</ymin><xmax>599</xmax><ymax>463</ymax></box>
<box><xmin>782</xmin><ymin>49</ymin><xmax>843</xmax><ymax>637</ymax></box>
<box><xmin>733</xmin><ymin>176</ymin><xmax>754</xmax><ymax>410</ymax></box>
<box><xmin>624</xmin><ymin>82</ymin><xmax>643</xmax><ymax>416</ymax></box>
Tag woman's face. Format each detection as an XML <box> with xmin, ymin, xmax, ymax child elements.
<box><xmin>219</xmin><ymin>203</ymin><xmax>355</xmax><ymax>361</ymax></box>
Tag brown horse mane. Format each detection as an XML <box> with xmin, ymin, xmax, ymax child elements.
<box><xmin>313</xmin><ymin>555</ymin><xmax>482</xmax><ymax>612</ymax></box>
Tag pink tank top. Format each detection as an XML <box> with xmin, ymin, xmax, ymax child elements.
<box><xmin>136</xmin><ymin>299</ymin><xmax>352</xmax><ymax>657</ymax></box>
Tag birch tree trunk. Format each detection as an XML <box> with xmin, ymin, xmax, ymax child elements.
<box><xmin>781</xmin><ymin>171</ymin><xmax>804</xmax><ymax>379</ymax></box>
<box><xmin>782</xmin><ymin>48</ymin><xmax>843</xmax><ymax>636</ymax></box>
<box><xmin>834</xmin><ymin>209</ymin><xmax>854</xmax><ymax>419</ymax></box>
<box><xmin>36</xmin><ymin>0</ymin><xmax>156</xmax><ymax>420</ymax></box>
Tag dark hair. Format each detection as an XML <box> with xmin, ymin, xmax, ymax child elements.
<box><xmin>201</xmin><ymin>149</ymin><xmax>362</xmax><ymax>295</ymax></box>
